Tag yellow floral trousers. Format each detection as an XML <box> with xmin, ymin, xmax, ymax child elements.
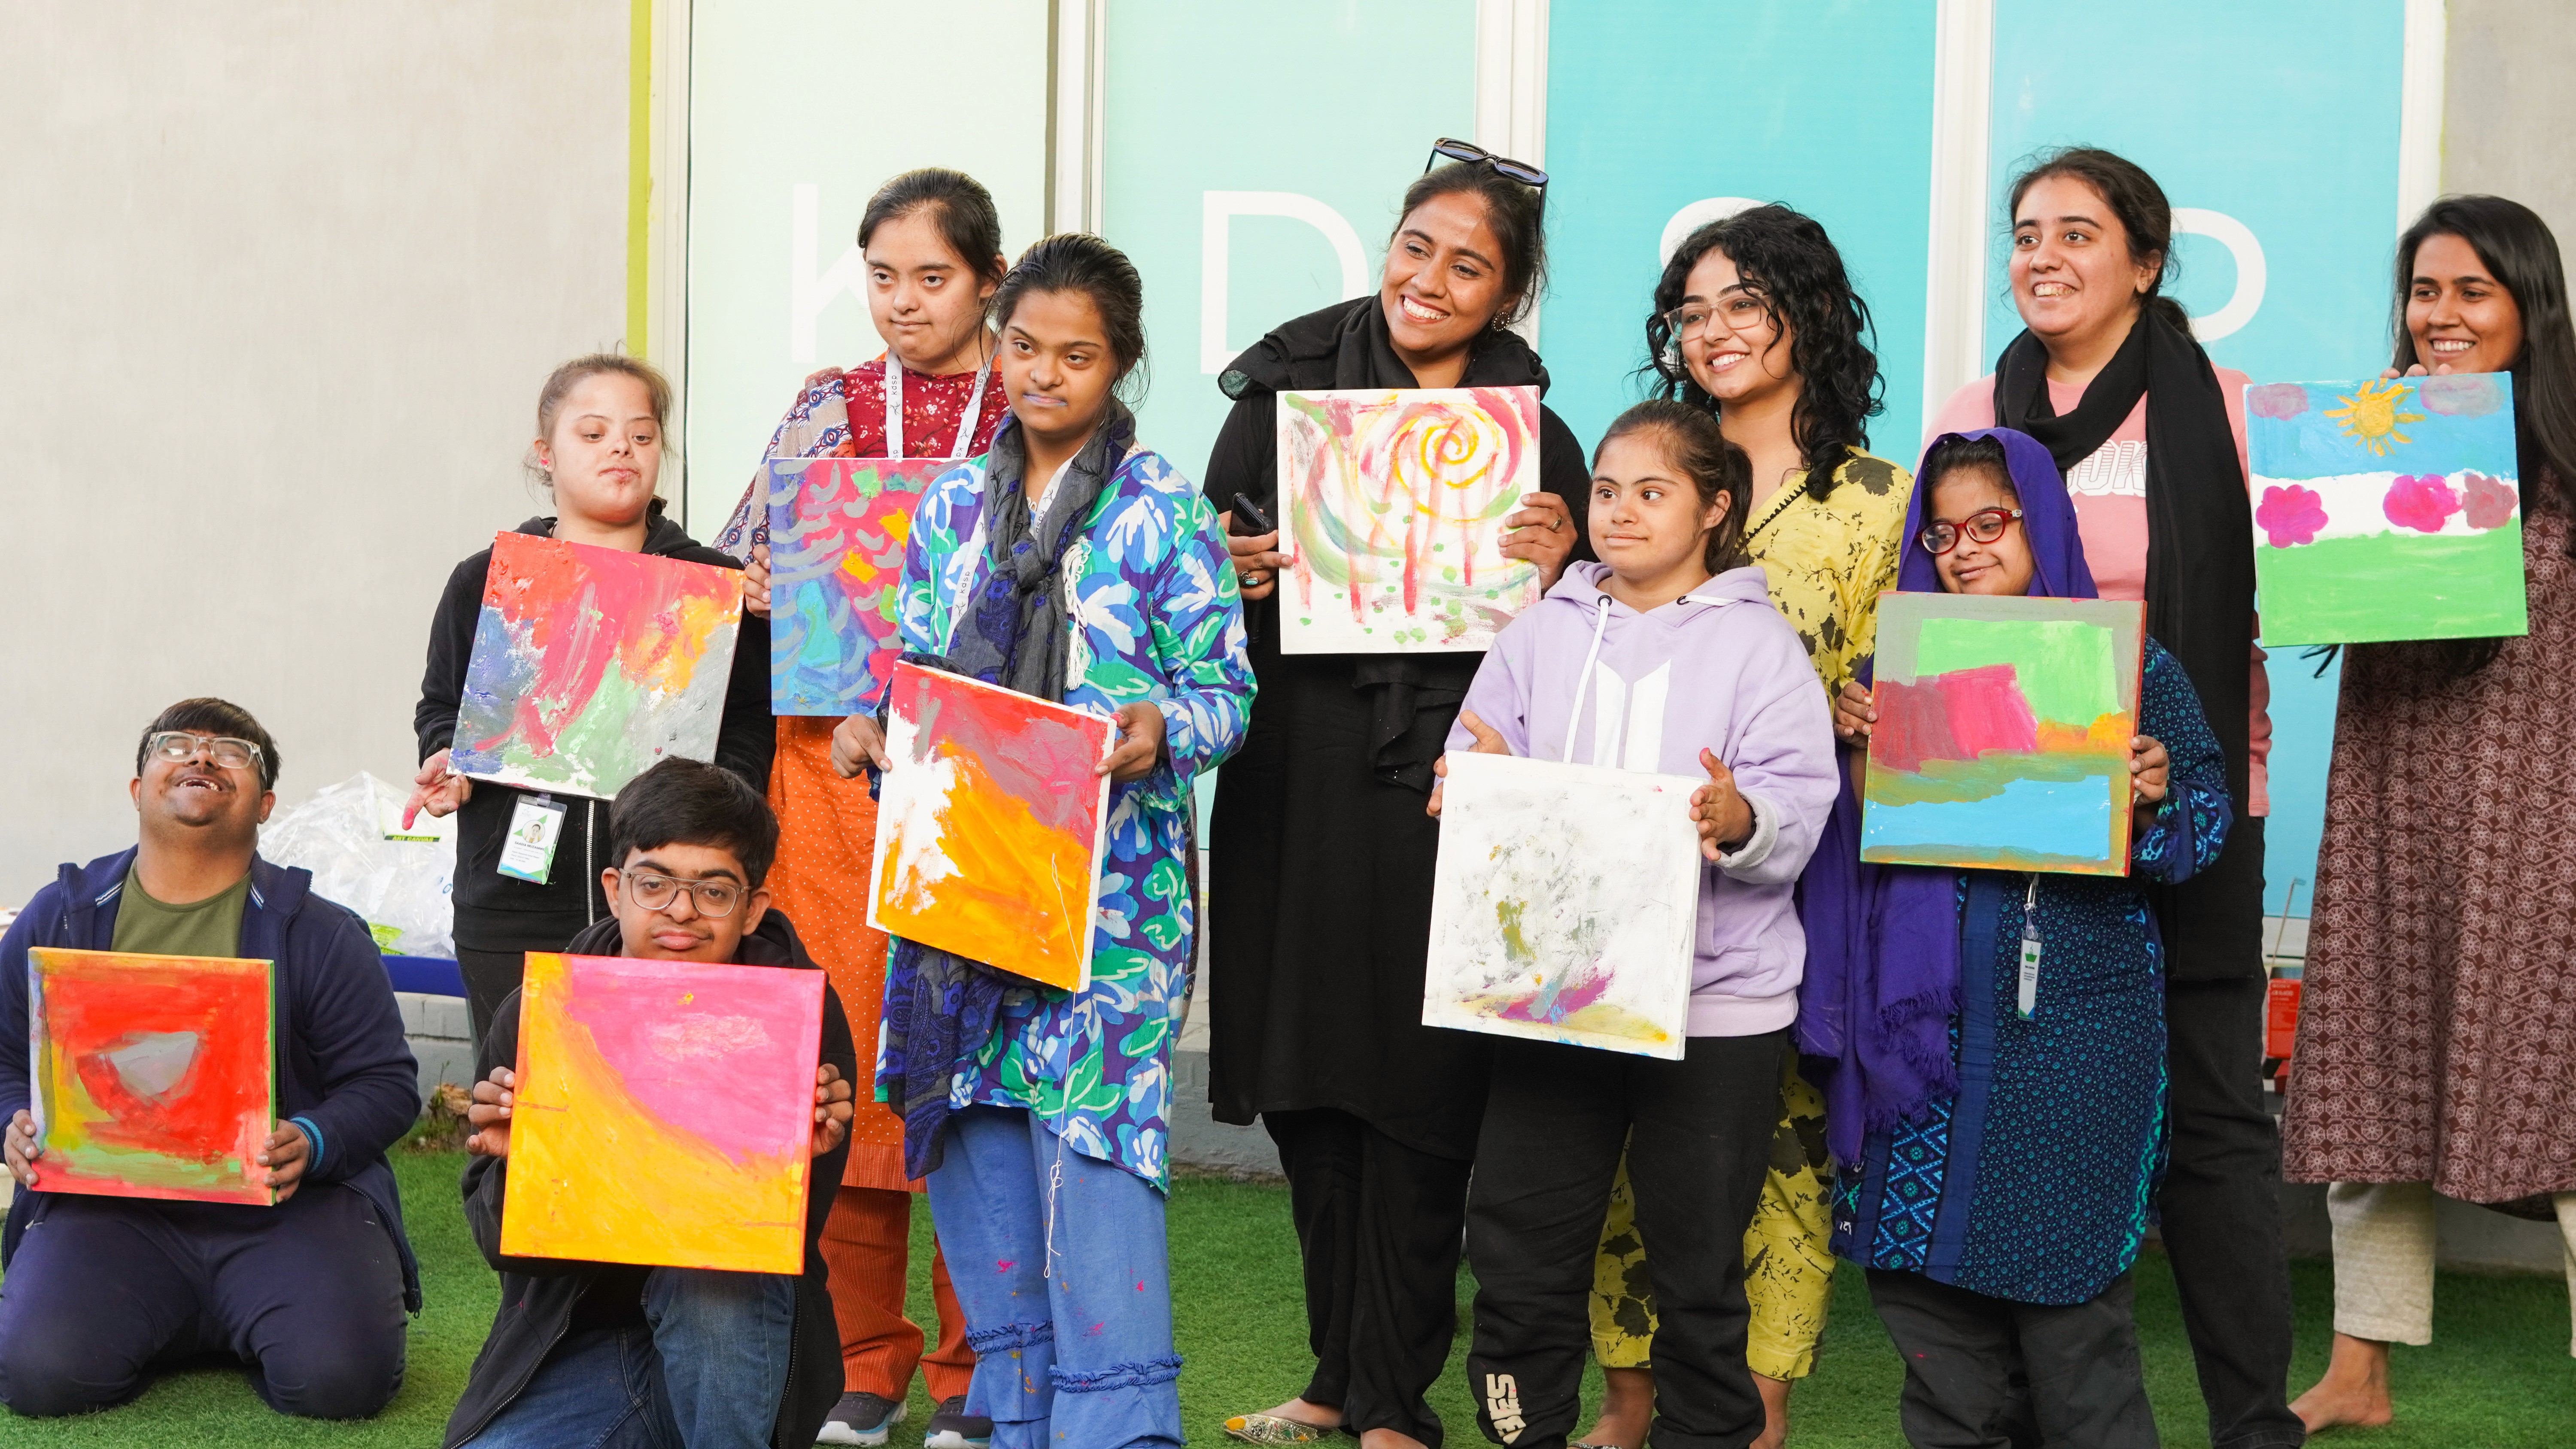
<box><xmin>1589</xmin><ymin>1055</ymin><xmax>1836</xmax><ymax>1379</ymax></box>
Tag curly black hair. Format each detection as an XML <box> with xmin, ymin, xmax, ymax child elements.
<box><xmin>1639</xmin><ymin>204</ymin><xmax>1884</xmax><ymax>503</ymax></box>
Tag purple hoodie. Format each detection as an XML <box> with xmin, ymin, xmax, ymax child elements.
<box><xmin>1448</xmin><ymin>561</ymin><xmax>1840</xmax><ymax>1036</ymax></box>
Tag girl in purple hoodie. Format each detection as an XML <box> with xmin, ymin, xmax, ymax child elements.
<box><xmin>1435</xmin><ymin>400</ymin><xmax>1840</xmax><ymax>1448</ymax></box>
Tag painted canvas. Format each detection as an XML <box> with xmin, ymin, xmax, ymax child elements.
<box><xmin>452</xmin><ymin>532</ymin><xmax>744</xmax><ymax>799</ymax></box>
<box><xmin>2246</xmin><ymin>373</ymin><xmax>2528</xmax><ymax>644</ymax></box>
<box><xmin>766</xmin><ymin>455</ymin><xmax>949</xmax><ymax>715</ymax></box>
<box><xmin>1423</xmin><ymin>753</ymin><xmax>1701</xmax><ymax>1059</ymax></box>
<box><xmin>868</xmin><ymin>661</ymin><xmax>1114</xmax><ymax>991</ymax></box>
<box><xmin>27</xmin><ymin>948</ymin><xmax>276</xmax><ymax>1206</ymax></box>
<box><xmin>1862</xmin><ymin>593</ymin><xmax>2146</xmax><ymax>876</ymax></box>
<box><xmin>501</xmin><ymin>951</ymin><xmax>825</xmax><ymax>1273</ymax></box>
<box><xmin>1276</xmin><ymin>385</ymin><xmax>1542</xmax><ymax>654</ymax></box>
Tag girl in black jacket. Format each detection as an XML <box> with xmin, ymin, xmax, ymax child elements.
<box><xmin>408</xmin><ymin>355</ymin><xmax>775</xmax><ymax>1045</ymax></box>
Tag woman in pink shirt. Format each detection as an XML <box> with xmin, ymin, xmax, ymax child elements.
<box><xmin>1923</xmin><ymin>146</ymin><xmax>2296</xmax><ymax>1449</ymax></box>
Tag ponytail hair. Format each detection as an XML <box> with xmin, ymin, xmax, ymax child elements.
<box><xmin>1595</xmin><ymin>399</ymin><xmax>1753</xmax><ymax>573</ymax></box>
<box><xmin>2006</xmin><ymin>146</ymin><xmax>2192</xmax><ymax>337</ymax></box>
<box><xmin>990</xmin><ymin>233</ymin><xmax>1151</xmax><ymax>405</ymax></box>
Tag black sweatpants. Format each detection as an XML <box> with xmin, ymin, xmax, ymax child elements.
<box><xmin>1464</xmin><ymin>1031</ymin><xmax>1786</xmax><ymax>1449</ymax></box>
<box><xmin>0</xmin><ymin>1185</ymin><xmax>408</xmax><ymax>1419</ymax></box>
<box><xmin>1264</xmin><ymin>1107</ymin><xmax>1473</xmax><ymax>1447</ymax></box>
<box><xmin>1864</xmin><ymin>1267</ymin><xmax>2156</xmax><ymax>1449</ymax></box>
<box><xmin>2160</xmin><ymin>968</ymin><xmax>2304</xmax><ymax>1449</ymax></box>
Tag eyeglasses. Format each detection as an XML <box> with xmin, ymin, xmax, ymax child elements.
<box><xmin>620</xmin><ymin>869</ymin><xmax>744</xmax><ymax>917</ymax></box>
<box><xmin>146</xmin><ymin>731</ymin><xmax>264</xmax><ymax>772</ymax></box>
<box><xmin>1424</xmin><ymin>137</ymin><xmax>1549</xmax><ymax>196</ymax></box>
<box><xmin>1917</xmin><ymin>508</ymin><xmax>2025</xmax><ymax>555</ymax></box>
<box><xmin>1659</xmin><ymin>292</ymin><xmax>1770</xmax><ymax>345</ymax></box>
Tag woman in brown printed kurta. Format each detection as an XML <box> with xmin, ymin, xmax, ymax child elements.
<box><xmin>2283</xmin><ymin>194</ymin><xmax>2576</xmax><ymax>1432</ymax></box>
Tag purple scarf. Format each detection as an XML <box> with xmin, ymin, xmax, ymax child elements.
<box><xmin>1797</xmin><ymin>427</ymin><xmax>2096</xmax><ymax>1163</ymax></box>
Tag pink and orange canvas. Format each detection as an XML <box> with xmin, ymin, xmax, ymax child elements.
<box><xmin>501</xmin><ymin>952</ymin><xmax>825</xmax><ymax>1273</ymax></box>
<box><xmin>28</xmin><ymin>948</ymin><xmax>276</xmax><ymax>1206</ymax></box>
<box><xmin>867</xmin><ymin>661</ymin><xmax>1114</xmax><ymax>991</ymax></box>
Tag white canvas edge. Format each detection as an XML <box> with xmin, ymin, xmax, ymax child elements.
<box><xmin>1419</xmin><ymin>752</ymin><xmax>1700</xmax><ymax>1061</ymax></box>
<box><xmin>863</xmin><ymin>663</ymin><xmax>1112</xmax><ymax>994</ymax></box>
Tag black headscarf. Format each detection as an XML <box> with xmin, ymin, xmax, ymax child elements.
<box><xmin>1218</xmin><ymin>296</ymin><xmax>1559</xmax><ymax>789</ymax></box>
<box><xmin>1995</xmin><ymin>306</ymin><xmax>2264</xmax><ymax>980</ymax></box>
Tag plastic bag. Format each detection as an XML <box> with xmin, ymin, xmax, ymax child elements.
<box><xmin>259</xmin><ymin>773</ymin><xmax>455</xmax><ymax>959</ymax></box>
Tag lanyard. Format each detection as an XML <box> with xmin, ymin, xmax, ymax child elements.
<box><xmin>884</xmin><ymin>353</ymin><xmax>994</xmax><ymax>461</ymax></box>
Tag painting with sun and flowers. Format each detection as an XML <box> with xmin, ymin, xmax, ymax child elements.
<box><xmin>766</xmin><ymin>456</ymin><xmax>949</xmax><ymax>715</ymax></box>
<box><xmin>1276</xmin><ymin>386</ymin><xmax>1542</xmax><ymax>654</ymax></box>
<box><xmin>2245</xmin><ymin>373</ymin><xmax>2529</xmax><ymax>644</ymax></box>
<box><xmin>28</xmin><ymin>948</ymin><xmax>278</xmax><ymax>1206</ymax></box>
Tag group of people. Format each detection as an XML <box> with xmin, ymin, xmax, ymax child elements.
<box><xmin>0</xmin><ymin>136</ymin><xmax>2567</xmax><ymax>1449</ymax></box>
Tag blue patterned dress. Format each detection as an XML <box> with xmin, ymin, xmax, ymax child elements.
<box><xmin>1831</xmin><ymin>640</ymin><xmax>2232</xmax><ymax>1305</ymax></box>
<box><xmin>891</xmin><ymin>444</ymin><xmax>1253</xmax><ymax>1190</ymax></box>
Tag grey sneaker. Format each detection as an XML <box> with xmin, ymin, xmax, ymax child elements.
<box><xmin>817</xmin><ymin>1390</ymin><xmax>905</xmax><ymax>1446</ymax></box>
<box><xmin>924</xmin><ymin>1393</ymin><xmax>994</xmax><ymax>1449</ymax></box>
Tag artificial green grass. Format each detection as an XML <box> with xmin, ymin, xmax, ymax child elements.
<box><xmin>2</xmin><ymin>1158</ymin><xmax>2570</xmax><ymax>1446</ymax></box>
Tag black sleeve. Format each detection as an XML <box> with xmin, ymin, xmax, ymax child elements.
<box><xmin>1202</xmin><ymin>391</ymin><xmax>1279</xmax><ymax>522</ymax></box>
<box><xmin>416</xmin><ymin>552</ymin><xmax>492</xmax><ymax>761</ymax></box>
<box><xmin>714</xmin><ymin>609</ymin><xmax>776</xmax><ymax>793</ymax></box>
<box><xmin>1538</xmin><ymin>404</ymin><xmax>1596</xmax><ymax>564</ymax></box>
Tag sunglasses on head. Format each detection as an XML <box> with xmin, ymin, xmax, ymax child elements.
<box><xmin>1424</xmin><ymin>138</ymin><xmax>1549</xmax><ymax>194</ymax></box>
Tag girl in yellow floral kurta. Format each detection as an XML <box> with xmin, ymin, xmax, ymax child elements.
<box><xmin>1583</xmin><ymin>205</ymin><xmax>1912</xmax><ymax>1449</ymax></box>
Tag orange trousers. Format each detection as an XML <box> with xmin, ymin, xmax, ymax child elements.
<box><xmin>820</xmin><ymin>1184</ymin><xmax>975</xmax><ymax>1402</ymax></box>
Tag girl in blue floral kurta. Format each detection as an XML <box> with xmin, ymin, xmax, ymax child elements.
<box><xmin>872</xmin><ymin>235</ymin><xmax>1250</xmax><ymax>1449</ymax></box>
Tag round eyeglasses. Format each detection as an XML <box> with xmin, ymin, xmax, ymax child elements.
<box><xmin>620</xmin><ymin>869</ymin><xmax>744</xmax><ymax>917</ymax></box>
<box><xmin>146</xmin><ymin>731</ymin><xmax>264</xmax><ymax>772</ymax></box>
<box><xmin>1917</xmin><ymin>507</ymin><xmax>2025</xmax><ymax>555</ymax></box>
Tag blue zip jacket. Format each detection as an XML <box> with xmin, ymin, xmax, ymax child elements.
<box><xmin>0</xmin><ymin>849</ymin><xmax>424</xmax><ymax>1310</ymax></box>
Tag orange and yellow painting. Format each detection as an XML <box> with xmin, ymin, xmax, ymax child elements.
<box><xmin>28</xmin><ymin>948</ymin><xmax>276</xmax><ymax>1206</ymax></box>
<box><xmin>867</xmin><ymin>661</ymin><xmax>1114</xmax><ymax>991</ymax></box>
<box><xmin>500</xmin><ymin>952</ymin><xmax>826</xmax><ymax>1274</ymax></box>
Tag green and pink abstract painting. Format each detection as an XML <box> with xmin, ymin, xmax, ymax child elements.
<box><xmin>2247</xmin><ymin>373</ymin><xmax>2528</xmax><ymax>644</ymax></box>
<box><xmin>453</xmin><ymin>532</ymin><xmax>744</xmax><ymax>800</ymax></box>
<box><xmin>1862</xmin><ymin>594</ymin><xmax>2146</xmax><ymax>876</ymax></box>
<box><xmin>1423</xmin><ymin>753</ymin><xmax>1700</xmax><ymax>1058</ymax></box>
<box><xmin>766</xmin><ymin>456</ymin><xmax>947</xmax><ymax>715</ymax></box>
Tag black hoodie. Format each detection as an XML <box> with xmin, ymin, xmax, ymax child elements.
<box><xmin>440</xmin><ymin>909</ymin><xmax>855</xmax><ymax>1449</ymax></box>
<box><xmin>414</xmin><ymin>510</ymin><xmax>776</xmax><ymax>938</ymax></box>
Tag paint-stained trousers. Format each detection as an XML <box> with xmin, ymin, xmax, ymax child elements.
<box><xmin>0</xmin><ymin>1185</ymin><xmax>407</xmax><ymax>1419</ymax></box>
<box><xmin>1465</xmin><ymin>1031</ymin><xmax>1787</xmax><ymax>1449</ymax></box>
<box><xmin>819</xmin><ymin>1185</ymin><xmax>975</xmax><ymax>1402</ymax></box>
<box><xmin>925</xmin><ymin>1107</ymin><xmax>1183</xmax><ymax>1449</ymax></box>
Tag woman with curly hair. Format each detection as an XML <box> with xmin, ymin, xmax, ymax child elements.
<box><xmin>1578</xmin><ymin>204</ymin><xmax>1914</xmax><ymax>1449</ymax></box>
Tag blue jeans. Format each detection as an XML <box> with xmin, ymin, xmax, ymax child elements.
<box><xmin>468</xmin><ymin>1267</ymin><xmax>797</xmax><ymax>1449</ymax></box>
<box><xmin>926</xmin><ymin>1107</ymin><xmax>1182</xmax><ymax>1449</ymax></box>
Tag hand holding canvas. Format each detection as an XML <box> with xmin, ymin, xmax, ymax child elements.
<box><xmin>257</xmin><ymin>1122</ymin><xmax>311</xmax><ymax>1201</ymax></box>
<box><xmin>2130</xmin><ymin>734</ymin><xmax>2171</xmax><ymax>818</ymax></box>
<box><xmin>830</xmin><ymin>714</ymin><xmax>892</xmax><ymax>778</ymax></box>
<box><xmin>1097</xmin><ymin>703</ymin><xmax>1167</xmax><ymax>783</ymax></box>
<box><xmin>808</xmin><ymin>1065</ymin><xmax>856</xmax><ymax>1156</ymax></box>
<box><xmin>1425</xmin><ymin>709</ymin><xmax>1510</xmax><ymax>818</ymax></box>
<box><xmin>470</xmin><ymin>1061</ymin><xmax>855</xmax><ymax>1161</ymax></box>
<box><xmin>741</xmin><ymin>542</ymin><xmax>772</xmax><ymax>619</ymax></box>
<box><xmin>1498</xmin><ymin>491</ymin><xmax>1577</xmax><ymax>589</ymax></box>
<box><xmin>1691</xmin><ymin>747</ymin><xmax>1755</xmax><ymax>860</ymax></box>
<box><xmin>5</xmin><ymin>1109</ymin><xmax>39</xmax><ymax>1188</ymax></box>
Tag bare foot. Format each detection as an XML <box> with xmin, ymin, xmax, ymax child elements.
<box><xmin>1357</xmin><ymin>1431</ymin><xmax>1430</xmax><ymax>1449</ymax></box>
<box><xmin>1577</xmin><ymin>1364</ymin><xmax>1653</xmax><ymax>1449</ymax></box>
<box><xmin>2292</xmin><ymin>1333</ymin><xmax>2395</xmax><ymax>1433</ymax></box>
<box><xmin>1750</xmin><ymin>1372</ymin><xmax>1792</xmax><ymax>1449</ymax></box>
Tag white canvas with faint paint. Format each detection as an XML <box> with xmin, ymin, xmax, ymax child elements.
<box><xmin>1424</xmin><ymin>752</ymin><xmax>1702</xmax><ymax>1059</ymax></box>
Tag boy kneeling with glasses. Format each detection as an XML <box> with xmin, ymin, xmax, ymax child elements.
<box><xmin>443</xmin><ymin>758</ymin><xmax>860</xmax><ymax>1449</ymax></box>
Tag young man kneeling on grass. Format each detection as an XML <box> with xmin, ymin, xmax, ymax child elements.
<box><xmin>441</xmin><ymin>758</ymin><xmax>859</xmax><ymax>1449</ymax></box>
<box><xmin>0</xmin><ymin>698</ymin><xmax>423</xmax><ymax>1421</ymax></box>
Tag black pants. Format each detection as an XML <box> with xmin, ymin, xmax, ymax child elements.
<box><xmin>1465</xmin><ymin>1031</ymin><xmax>1785</xmax><ymax>1449</ymax></box>
<box><xmin>1264</xmin><ymin>1107</ymin><xmax>1473</xmax><ymax>1447</ymax></box>
<box><xmin>1865</xmin><ymin>1268</ymin><xmax>2155</xmax><ymax>1449</ymax></box>
<box><xmin>0</xmin><ymin>1185</ymin><xmax>408</xmax><ymax>1419</ymax></box>
<box><xmin>2160</xmin><ymin>967</ymin><xmax>2303</xmax><ymax>1449</ymax></box>
<box><xmin>456</xmin><ymin>913</ymin><xmax>589</xmax><ymax>1052</ymax></box>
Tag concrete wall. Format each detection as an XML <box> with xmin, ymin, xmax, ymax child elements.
<box><xmin>2445</xmin><ymin>0</ymin><xmax>2576</xmax><ymax>246</ymax></box>
<box><xmin>0</xmin><ymin>2</ymin><xmax>632</xmax><ymax>902</ymax></box>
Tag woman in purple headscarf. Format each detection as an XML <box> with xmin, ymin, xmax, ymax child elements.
<box><xmin>1811</xmin><ymin>428</ymin><xmax>2233</xmax><ymax>1447</ymax></box>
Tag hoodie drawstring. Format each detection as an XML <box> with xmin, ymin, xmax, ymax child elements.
<box><xmin>1559</xmin><ymin>594</ymin><xmax>1615</xmax><ymax>765</ymax></box>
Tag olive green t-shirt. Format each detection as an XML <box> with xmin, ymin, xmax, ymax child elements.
<box><xmin>109</xmin><ymin>866</ymin><xmax>251</xmax><ymax>959</ymax></box>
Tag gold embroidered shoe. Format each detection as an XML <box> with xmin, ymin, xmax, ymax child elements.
<box><xmin>1222</xmin><ymin>1411</ymin><xmax>1343</xmax><ymax>1444</ymax></box>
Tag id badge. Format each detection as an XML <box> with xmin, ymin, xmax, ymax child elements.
<box><xmin>498</xmin><ymin>794</ymin><xmax>568</xmax><ymax>885</ymax></box>
<box><xmin>2016</xmin><ymin>937</ymin><xmax>2042</xmax><ymax>1019</ymax></box>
